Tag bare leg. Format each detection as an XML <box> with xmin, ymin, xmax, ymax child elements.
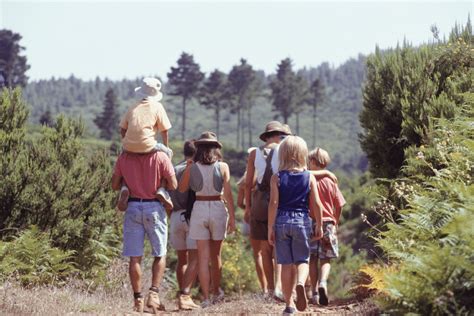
<box><xmin>197</xmin><ymin>240</ymin><xmax>211</xmax><ymax>300</ymax></box>
<box><xmin>309</xmin><ymin>255</ymin><xmax>319</xmax><ymax>293</ymax></box>
<box><xmin>182</xmin><ymin>249</ymin><xmax>199</xmax><ymax>293</ymax></box>
<box><xmin>296</xmin><ymin>262</ymin><xmax>309</xmax><ymax>286</ymax></box>
<box><xmin>176</xmin><ymin>250</ymin><xmax>188</xmax><ymax>290</ymax></box>
<box><xmin>319</xmin><ymin>259</ymin><xmax>331</xmax><ymax>285</ymax></box>
<box><xmin>250</xmin><ymin>238</ymin><xmax>268</xmax><ymax>292</ymax></box>
<box><xmin>260</xmin><ymin>241</ymin><xmax>275</xmax><ymax>291</ymax></box>
<box><xmin>210</xmin><ymin>240</ymin><xmax>224</xmax><ymax>295</ymax></box>
<box><xmin>151</xmin><ymin>256</ymin><xmax>166</xmax><ymax>288</ymax></box>
<box><xmin>281</xmin><ymin>264</ymin><xmax>296</xmax><ymax>308</ymax></box>
<box><xmin>129</xmin><ymin>256</ymin><xmax>142</xmax><ymax>293</ymax></box>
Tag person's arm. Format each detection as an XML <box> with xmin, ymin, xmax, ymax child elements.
<box><xmin>245</xmin><ymin>149</ymin><xmax>257</xmax><ymax>219</ymax></box>
<box><xmin>309</xmin><ymin>170</ymin><xmax>338</xmax><ymax>183</ymax></box>
<box><xmin>164</xmin><ymin>174</ymin><xmax>177</xmax><ymax>191</ymax></box>
<box><xmin>178</xmin><ymin>159</ymin><xmax>193</xmax><ymax>193</ymax></box>
<box><xmin>267</xmin><ymin>174</ymin><xmax>279</xmax><ymax>246</ymax></box>
<box><xmin>309</xmin><ymin>175</ymin><xmax>323</xmax><ymax>240</ymax></box>
<box><xmin>111</xmin><ymin>174</ymin><xmax>122</xmax><ymax>191</ymax></box>
<box><xmin>237</xmin><ymin>183</ymin><xmax>246</xmax><ymax>210</ymax></box>
<box><xmin>160</xmin><ymin>129</ymin><xmax>169</xmax><ymax>147</ymax></box>
<box><xmin>221</xmin><ymin>163</ymin><xmax>236</xmax><ymax>234</ymax></box>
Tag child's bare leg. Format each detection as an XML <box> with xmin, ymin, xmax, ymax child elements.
<box><xmin>318</xmin><ymin>259</ymin><xmax>331</xmax><ymax>305</ymax></box>
<box><xmin>309</xmin><ymin>254</ymin><xmax>319</xmax><ymax>293</ymax></box>
<box><xmin>281</xmin><ymin>264</ymin><xmax>296</xmax><ymax>308</ymax></box>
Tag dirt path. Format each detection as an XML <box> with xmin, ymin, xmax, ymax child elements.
<box><xmin>128</xmin><ymin>295</ymin><xmax>379</xmax><ymax>315</ymax></box>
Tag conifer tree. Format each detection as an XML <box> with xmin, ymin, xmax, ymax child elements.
<box><xmin>167</xmin><ymin>52</ymin><xmax>204</xmax><ymax>140</ymax></box>
<box><xmin>39</xmin><ymin>108</ymin><xmax>54</xmax><ymax>127</ymax></box>
<box><xmin>199</xmin><ymin>69</ymin><xmax>227</xmax><ymax>137</ymax></box>
<box><xmin>0</xmin><ymin>29</ymin><xmax>30</xmax><ymax>88</ymax></box>
<box><xmin>308</xmin><ymin>78</ymin><xmax>325</xmax><ymax>147</ymax></box>
<box><xmin>94</xmin><ymin>88</ymin><xmax>120</xmax><ymax>140</ymax></box>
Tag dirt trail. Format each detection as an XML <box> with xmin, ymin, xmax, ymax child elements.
<box><xmin>128</xmin><ymin>295</ymin><xmax>379</xmax><ymax>315</ymax></box>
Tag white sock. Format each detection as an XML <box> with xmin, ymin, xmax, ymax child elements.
<box><xmin>121</xmin><ymin>185</ymin><xmax>129</xmax><ymax>192</ymax></box>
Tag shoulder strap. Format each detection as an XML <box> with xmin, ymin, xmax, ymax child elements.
<box><xmin>257</xmin><ymin>148</ymin><xmax>275</xmax><ymax>191</ymax></box>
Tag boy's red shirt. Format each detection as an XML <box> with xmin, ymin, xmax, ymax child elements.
<box><xmin>314</xmin><ymin>176</ymin><xmax>346</xmax><ymax>224</ymax></box>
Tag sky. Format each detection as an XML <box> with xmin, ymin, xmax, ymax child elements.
<box><xmin>1</xmin><ymin>0</ymin><xmax>471</xmax><ymax>81</ymax></box>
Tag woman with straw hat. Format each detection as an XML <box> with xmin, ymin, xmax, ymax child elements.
<box><xmin>178</xmin><ymin>131</ymin><xmax>236</xmax><ymax>308</ymax></box>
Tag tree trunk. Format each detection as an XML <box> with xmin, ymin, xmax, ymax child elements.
<box><xmin>216</xmin><ymin>107</ymin><xmax>220</xmax><ymax>138</ymax></box>
<box><xmin>181</xmin><ymin>97</ymin><xmax>187</xmax><ymax>140</ymax></box>
<box><xmin>236</xmin><ymin>108</ymin><xmax>241</xmax><ymax>149</ymax></box>
<box><xmin>296</xmin><ymin>112</ymin><xmax>300</xmax><ymax>135</ymax></box>
<box><xmin>312</xmin><ymin>104</ymin><xmax>317</xmax><ymax>147</ymax></box>
<box><xmin>247</xmin><ymin>106</ymin><xmax>252</xmax><ymax>148</ymax></box>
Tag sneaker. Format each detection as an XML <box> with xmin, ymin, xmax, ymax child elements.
<box><xmin>201</xmin><ymin>299</ymin><xmax>212</xmax><ymax>308</ymax></box>
<box><xmin>318</xmin><ymin>285</ymin><xmax>329</xmax><ymax>306</ymax></box>
<box><xmin>117</xmin><ymin>187</ymin><xmax>129</xmax><ymax>212</ymax></box>
<box><xmin>146</xmin><ymin>291</ymin><xmax>165</xmax><ymax>313</ymax></box>
<box><xmin>178</xmin><ymin>294</ymin><xmax>199</xmax><ymax>310</ymax></box>
<box><xmin>274</xmin><ymin>289</ymin><xmax>285</xmax><ymax>302</ymax></box>
<box><xmin>310</xmin><ymin>294</ymin><xmax>320</xmax><ymax>305</ymax></box>
<box><xmin>282</xmin><ymin>306</ymin><xmax>296</xmax><ymax>315</ymax></box>
<box><xmin>156</xmin><ymin>187</ymin><xmax>173</xmax><ymax>210</ymax></box>
<box><xmin>133</xmin><ymin>297</ymin><xmax>144</xmax><ymax>313</ymax></box>
<box><xmin>295</xmin><ymin>283</ymin><xmax>308</xmax><ymax>312</ymax></box>
<box><xmin>212</xmin><ymin>288</ymin><xmax>225</xmax><ymax>303</ymax></box>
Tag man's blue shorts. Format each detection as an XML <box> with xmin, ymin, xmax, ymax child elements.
<box><xmin>274</xmin><ymin>210</ymin><xmax>313</xmax><ymax>265</ymax></box>
<box><xmin>123</xmin><ymin>201</ymin><xmax>167</xmax><ymax>257</ymax></box>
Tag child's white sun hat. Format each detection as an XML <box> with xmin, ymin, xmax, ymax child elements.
<box><xmin>135</xmin><ymin>77</ymin><xmax>163</xmax><ymax>101</ymax></box>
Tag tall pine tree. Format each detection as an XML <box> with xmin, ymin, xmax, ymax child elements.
<box><xmin>94</xmin><ymin>88</ymin><xmax>120</xmax><ymax>140</ymax></box>
<box><xmin>167</xmin><ymin>52</ymin><xmax>204</xmax><ymax>140</ymax></box>
<box><xmin>199</xmin><ymin>69</ymin><xmax>228</xmax><ymax>137</ymax></box>
<box><xmin>0</xmin><ymin>29</ymin><xmax>30</xmax><ymax>88</ymax></box>
<box><xmin>307</xmin><ymin>78</ymin><xmax>325</xmax><ymax>147</ymax></box>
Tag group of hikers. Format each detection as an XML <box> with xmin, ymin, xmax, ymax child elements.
<box><xmin>111</xmin><ymin>77</ymin><xmax>345</xmax><ymax>315</ymax></box>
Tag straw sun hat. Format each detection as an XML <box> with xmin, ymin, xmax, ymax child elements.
<box><xmin>194</xmin><ymin>131</ymin><xmax>223</xmax><ymax>148</ymax></box>
<box><xmin>259</xmin><ymin>121</ymin><xmax>291</xmax><ymax>141</ymax></box>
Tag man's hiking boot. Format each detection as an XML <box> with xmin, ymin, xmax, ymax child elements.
<box><xmin>178</xmin><ymin>294</ymin><xmax>199</xmax><ymax>310</ymax></box>
<box><xmin>212</xmin><ymin>287</ymin><xmax>225</xmax><ymax>303</ymax></box>
<box><xmin>273</xmin><ymin>289</ymin><xmax>285</xmax><ymax>302</ymax></box>
<box><xmin>295</xmin><ymin>283</ymin><xmax>308</xmax><ymax>311</ymax></box>
<box><xmin>201</xmin><ymin>299</ymin><xmax>212</xmax><ymax>309</ymax></box>
<box><xmin>117</xmin><ymin>187</ymin><xmax>129</xmax><ymax>212</ymax></box>
<box><xmin>318</xmin><ymin>285</ymin><xmax>329</xmax><ymax>306</ymax></box>
<box><xmin>156</xmin><ymin>187</ymin><xmax>173</xmax><ymax>211</ymax></box>
<box><xmin>133</xmin><ymin>297</ymin><xmax>144</xmax><ymax>313</ymax></box>
<box><xmin>282</xmin><ymin>306</ymin><xmax>296</xmax><ymax>315</ymax></box>
<box><xmin>146</xmin><ymin>291</ymin><xmax>165</xmax><ymax>313</ymax></box>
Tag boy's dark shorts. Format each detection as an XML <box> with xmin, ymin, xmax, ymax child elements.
<box><xmin>250</xmin><ymin>217</ymin><xmax>269</xmax><ymax>241</ymax></box>
<box><xmin>310</xmin><ymin>221</ymin><xmax>339</xmax><ymax>259</ymax></box>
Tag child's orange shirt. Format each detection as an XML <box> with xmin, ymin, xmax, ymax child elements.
<box><xmin>315</xmin><ymin>176</ymin><xmax>346</xmax><ymax>224</ymax></box>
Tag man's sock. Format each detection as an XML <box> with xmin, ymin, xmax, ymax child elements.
<box><xmin>319</xmin><ymin>280</ymin><xmax>327</xmax><ymax>288</ymax></box>
<box><xmin>150</xmin><ymin>286</ymin><xmax>159</xmax><ymax>293</ymax></box>
<box><xmin>134</xmin><ymin>292</ymin><xmax>143</xmax><ymax>299</ymax></box>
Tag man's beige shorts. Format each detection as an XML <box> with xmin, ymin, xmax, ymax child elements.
<box><xmin>169</xmin><ymin>210</ymin><xmax>197</xmax><ymax>250</ymax></box>
<box><xmin>189</xmin><ymin>201</ymin><xmax>228</xmax><ymax>241</ymax></box>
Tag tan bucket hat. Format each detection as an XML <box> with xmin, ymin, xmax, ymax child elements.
<box><xmin>194</xmin><ymin>131</ymin><xmax>222</xmax><ymax>148</ymax></box>
<box><xmin>259</xmin><ymin>121</ymin><xmax>291</xmax><ymax>141</ymax></box>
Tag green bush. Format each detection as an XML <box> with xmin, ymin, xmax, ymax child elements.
<box><xmin>0</xmin><ymin>226</ymin><xmax>77</xmax><ymax>286</ymax></box>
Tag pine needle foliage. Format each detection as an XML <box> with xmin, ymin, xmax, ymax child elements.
<box><xmin>359</xmin><ymin>20</ymin><xmax>474</xmax><ymax>315</ymax></box>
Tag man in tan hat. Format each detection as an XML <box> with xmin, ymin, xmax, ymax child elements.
<box><xmin>244</xmin><ymin>121</ymin><xmax>290</xmax><ymax>299</ymax></box>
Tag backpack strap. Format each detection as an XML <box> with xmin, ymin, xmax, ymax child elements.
<box><xmin>257</xmin><ymin>148</ymin><xmax>275</xmax><ymax>192</ymax></box>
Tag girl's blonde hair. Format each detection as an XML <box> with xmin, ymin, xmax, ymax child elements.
<box><xmin>278</xmin><ymin>135</ymin><xmax>308</xmax><ymax>171</ymax></box>
<box><xmin>308</xmin><ymin>147</ymin><xmax>331</xmax><ymax>168</ymax></box>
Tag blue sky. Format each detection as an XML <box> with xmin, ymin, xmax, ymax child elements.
<box><xmin>1</xmin><ymin>1</ymin><xmax>471</xmax><ymax>80</ymax></box>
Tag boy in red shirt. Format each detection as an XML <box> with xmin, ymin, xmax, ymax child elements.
<box><xmin>308</xmin><ymin>147</ymin><xmax>346</xmax><ymax>306</ymax></box>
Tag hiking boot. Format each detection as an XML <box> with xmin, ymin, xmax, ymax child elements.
<box><xmin>201</xmin><ymin>299</ymin><xmax>212</xmax><ymax>309</ymax></box>
<box><xmin>178</xmin><ymin>294</ymin><xmax>199</xmax><ymax>310</ymax></box>
<box><xmin>274</xmin><ymin>289</ymin><xmax>285</xmax><ymax>302</ymax></box>
<box><xmin>282</xmin><ymin>306</ymin><xmax>296</xmax><ymax>315</ymax></box>
<box><xmin>212</xmin><ymin>287</ymin><xmax>225</xmax><ymax>303</ymax></box>
<box><xmin>117</xmin><ymin>186</ymin><xmax>129</xmax><ymax>212</ymax></box>
<box><xmin>146</xmin><ymin>291</ymin><xmax>165</xmax><ymax>313</ymax></box>
<box><xmin>310</xmin><ymin>294</ymin><xmax>320</xmax><ymax>305</ymax></box>
<box><xmin>295</xmin><ymin>283</ymin><xmax>308</xmax><ymax>311</ymax></box>
<box><xmin>133</xmin><ymin>297</ymin><xmax>144</xmax><ymax>313</ymax></box>
<box><xmin>318</xmin><ymin>285</ymin><xmax>329</xmax><ymax>306</ymax></box>
<box><xmin>156</xmin><ymin>187</ymin><xmax>173</xmax><ymax>211</ymax></box>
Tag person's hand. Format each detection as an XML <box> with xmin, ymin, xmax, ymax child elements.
<box><xmin>186</xmin><ymin>158</ymin><xmax>193</xmax><ymax>166</ymax></box>
<box><xmin>244</xmin><ymin>210</ymin><xmax>250</xmax><ymax>224</ymax></box>
<box><xmin>312</xmin><ymin>224</ymin><xmax>323</xmax><ymax>241</ymax></box>
<box><xmin>328</xmin><ymin>171</ymin><xmax>338</xmax><ymax>183</ymax></box>
<box><xmin>227</xmin><ymin>217</ymin><xmax>236</xmax><ymax>234</ymax></box>
<box><xmin>268</xmin><ymin>227</ymin><xmax>275</xmax><ymax>246</ymax></box>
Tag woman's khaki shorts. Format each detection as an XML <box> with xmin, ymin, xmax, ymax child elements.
<box><xmin>189</xmin><ymin>201</ymin><xmax>228</xmax><ymax>241</ymax></box>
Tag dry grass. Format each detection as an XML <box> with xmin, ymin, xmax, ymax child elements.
<box><xmin>0</xmin><ymin>258</ymin><xmax>379</xmax><ymax>315</ymax></box>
